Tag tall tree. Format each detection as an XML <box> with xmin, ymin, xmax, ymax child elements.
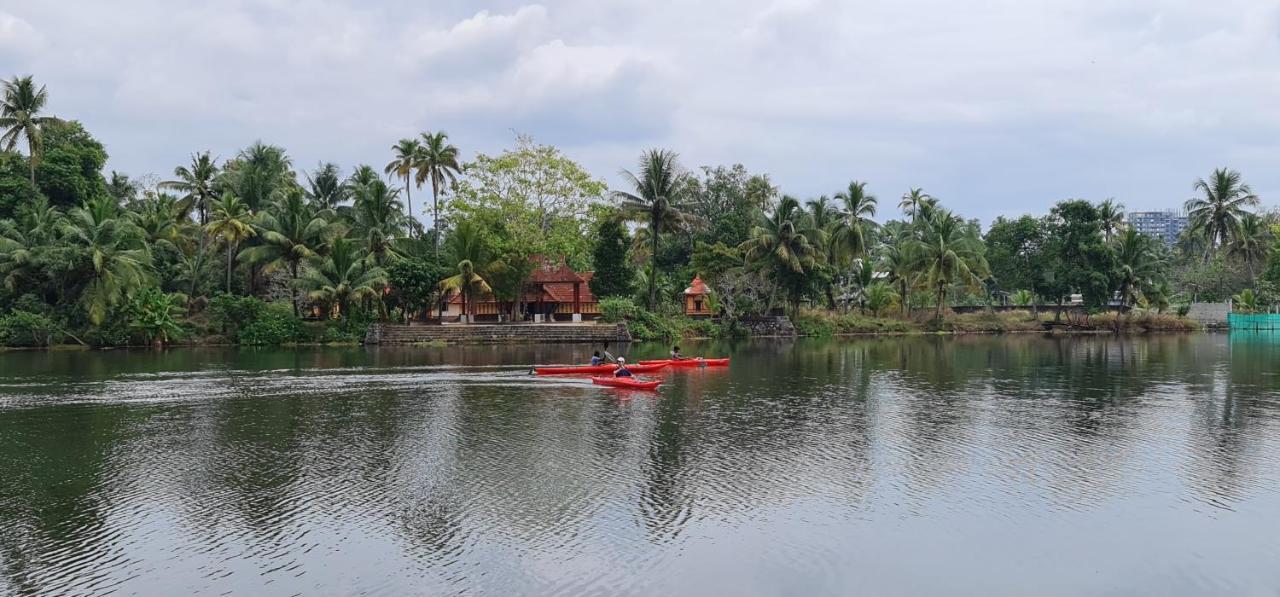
<box><xmin>160</xmin><ymin>151</ymin><xmax>219</xmax><ymax>225</ymax></box>
<box><xmin>416</xmin><ymin>131</ymin><xmax>463</xmax><ymax>255</ymax></box>
<box><xmin>590</xmin><ymin>211</ymin><xmax>633</xmax><ymax>298</ymax></box>
<box><xmin>0</xmin><ymin>75</ymin><xmax>59</xmax><ymax>186</ymax></box>
<box><xmin>59</xmin><ymin>196</ymin><xmax>152</xmax><ymax>325</ymax></box>
<box><xmin>297</xmin><ymin>237</ymin><xmax>386</xmax><ymax>320</ymax></box>
<box><xmin>898</xmin><ymin>187</ymin><xmax>935</xmax><ymax>222</ymax></box>
<box><xmin>832</xmin><ymin>180</ymin><xmax>879</xmax><ymax>264</ymax></box>
<box><xmin>1097</xmin><ymin>198</ymin><xmax>1125</xmax><ymax>244</ymax></box>
<box><xmin>305</xmin><ymin>162</ymin><xmax>346</xmax><ymax>210</ymax></box>
<box><xmin>221</xmin><ymin>142</ymin><xmax>292</xmax><ymax>212</ymax></box>
<box><xmin>740</xmin><ymin>195</ymin><xmax>820</xmax><ymax>313</ymax></box>
<box><xmin>983</xmin><ymin>215</ymin><xmax>1045</xmax><ymax>295</ymax></box>
<box><xmin>385</xmin><ymin>138</ymin><xmax>421</xmax><ymax>226</ymax></box>
<box><xmin>204</xmin><ymin>193</ymin><xmax>256</xmax><ymax>293</ymax></box>
<box><xmin>910</xmin><ymin>208</ymin><xmax>989</xmax><ymax>319</ymax></box>
<box><xmin>1227</xmin><ymin>212</ymin><xmax>1272</xmax><ymax>283</ymax></box>
<box><xmin>239</xmin><ymin>188</ymin><xmax>332</xmax><ymax>315</ymax></box>
<box><xmin>350</xmin><ymin>178</ymin><xmax>406</xmax><ymax>267</ymax></box>
<box><xmin>1112</xmin><ymin>228</ymin><xmax>1161</xmax><ymax>311</ymax></box>
<box><xmin>877</xmin><ymin>220</ymin><xmax>916</xmax><ymax>317</ymax></box>
<box><xmin>1185</xmin><ymin>168</ymin><xmax>1258</xmax><ymax>255</ymax></box>
<box><xmin>614</xmin><ymin>149</ymin><xmax>692</xmax><ymax>309</ymax></box>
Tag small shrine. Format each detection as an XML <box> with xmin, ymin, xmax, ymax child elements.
<box><xmin>683</xmin><ymin>275</ymin><xmax>712</xmax><ymax>318</ymax></box>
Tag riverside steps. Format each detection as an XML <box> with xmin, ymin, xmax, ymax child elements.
<box><xmin>365</xmin><ymin>322</ymin><xmax>631</xmax><ymax>345</ymax></box>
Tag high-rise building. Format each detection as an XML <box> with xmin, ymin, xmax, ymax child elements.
<box><xmin>1127</xmin><ymin>210</ymin><xmax>1188</xmax><ymax>245</ymax></box>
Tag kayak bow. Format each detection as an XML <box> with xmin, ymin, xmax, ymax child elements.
<box><xmin>591</xmin><ymin>376</ymin><xmax>661</xmax><ymax>390</ymax></box>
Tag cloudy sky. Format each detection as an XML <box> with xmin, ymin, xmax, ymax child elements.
<box><xmin>3</xmin><ymin>0</ymin><xmax>1278</xmax><ymax>223</ymax></box>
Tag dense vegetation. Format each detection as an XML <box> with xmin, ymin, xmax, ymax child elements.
<box><xmin>0</xmin><ymin>75</ymin><xmax>1273</xmax><ymax>347</ymax></box>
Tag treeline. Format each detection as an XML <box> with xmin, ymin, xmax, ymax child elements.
<box><xmin>1</xmin><ymin>75</ymin><xmax>1275</xmax><ymax>347</ymax></box>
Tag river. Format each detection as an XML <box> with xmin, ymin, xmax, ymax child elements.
<box><xmin>2</xmin><ymin>334</ymin><xmax>1279</xmax><ymax>595</ymax></box>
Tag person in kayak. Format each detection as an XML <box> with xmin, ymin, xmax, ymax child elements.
<box><xmin>614</xmin><ymin>357</ymin><xmax>633</xmax><ymax>377</ymax></box>
<box><xmin>590</xmin><ymin>351</ymin><xmax>604</xmax><ymax>366</ymax></box>
<box><xmin>670</xmin><ymin>346</ymin><xmax>685</xmax><ymax>360</ymax></box>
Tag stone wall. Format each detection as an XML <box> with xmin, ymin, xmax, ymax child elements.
<box><xmin>366</xmin><ymin>322</ymin><xmax>630</xmax><ymax>345</ymax></box>
<box><xmin>1187</xmin><ymin>301</ymin><xmax>1231</xmax><ymax>329</ymax></box>
<box><xmin>737</xmin><ymin>316</ymin><xmax>797</xmax><ymax>338</ymax></box>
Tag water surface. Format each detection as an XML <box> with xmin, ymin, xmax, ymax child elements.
<box><xmin>2</xmin><ymin>334</ymin><xmax>1279</xmax><ymax>595</ymax></box>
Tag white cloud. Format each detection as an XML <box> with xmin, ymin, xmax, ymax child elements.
<box><xmin>2</xmin><ymin>0</ymin><xmax>1278</xmax><ymax>221</ymax></box>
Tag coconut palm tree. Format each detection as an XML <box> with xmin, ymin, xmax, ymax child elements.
<box><xmin>1185</xmin><ymin>168</ymin><xmax>1258</xmax><ymax>255</ymax></box>
<box><xmin>59</xmin><ymin>196</ymin><xmax>152</xmax><ymax>325</ymax></box>
<box><xmin>345</xmin><ymin>164</ymin><xmax>381</xmax><ymax>193</ymax></box>
<box><xmin>877</xmin><ymin>220</ymin><xmax>917</xmax><ymax>317</ymax></box>
<box><xmin>614</xmin><ymin>149</ymin><xmax>692</xmax><ymax>309</ymax></box>
<box><xmin>130</xmin><ymin>192</ymin><xmax>192</xmax><ymax>253</ymax></box>
<box><xmin>350</xmin><ymin>178</ymin><xmax>406</xmax><ymax>267</ymax></box>
<box><xmin>107</xmin><ymin>171</ymin><xmax>141</xmax><ymax>204</ymax></box>
<box><xmin>739</xmin><ymin>195</ymin><xmax>819</xmax><ymax>313</ymax></box>
<box><xmin>1098</xmin><ymin>198</ymin><xmax>1126</xmax><ymax>244</ymax></box>
<box><xmin>221</xmin><ymin>142</ymin><xmax>292</xmax><ymax>212</ymax></box>
<box><xmin>205</xmin><ymin>193</ymin><xmax>256</xmax><ymax>293</ymax></box>
<box><xmin>305</xmin><ymin>162</ymin><xmax>346</xmax><ymax>210</ymax></box>
<box><xmin>239</xmin><ymin>188</ymin><xmax>332</xmax><ymax>315</ymax></box>
<box><xmin>297</xmin><ymin>237</ymin><xmax>386</xmax><ymax>320</ymax></box>
<box><xmin>911</xmin><ymin>208</ymin><xmax>989</xmax><ymax>320</ymax></box>
<box><xmin>385</xmin><ymin>138</ymin><xmax>422</xmax><ymax>226</ymax></box>
<box><xmin>1232</xmin><ymin>288</ymin><xmax>1259</xmax><ymax>313</ymax></box>
<box><xmin>0</xmin><ymin>75</ymin><xmax>60</xmax><ymax>187</ymax></box>
<box><xmin>898</xmin><ymin>187</ymin><xmax>936</xmax><ymax>222</ymax></box>
<box><xmin>439</xmin><ymin>259</ymin><xmax>492</xmax><ymax>323</ymax></box>
<box><xmin>864</xmin><ymin>281</ymin><xmax>897</xmax><ymax>317</ymax></box>
<box><xmin>1011</xmin><ymin>289</ymin><xmax>1035</xmax><ymax>306</ymax></box>
<box><xmin>832</xmin><ymin>180</ymin><xmax>878</xmax><ymax>264</ymax></box>
<box><xmin>160</xmin><ymin>151</ymin><xmax>219</xmax><ymax>225</ymax></box>
<box><xmin>416</xmin><ymin>131</ymin><xmax>463</xmax><ymax>255</ymax></box>
<box><xmin>1113</xmin><ymin>228</ymin><xmax>1161</xmax><ymax>311</ymax></box>
<box><xmin>1227</xmin><ymin>212</ymin><xmax>1272</xmax><ymax>283</ymax></box>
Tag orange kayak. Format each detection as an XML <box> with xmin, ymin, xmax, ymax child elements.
<box><xmin>535</xmin><ymin>362</ymin><xmax>669</xmax><ymax>375</ymax></box>
<box><xmin>591</xmin><ymin>376</ymin><xmax>661</xmax><ymax>390</ymax></box>
<box><xmin>638</xmin><ymin>358</ymin><xmax>729</xmax><ymax>367</ymax></box>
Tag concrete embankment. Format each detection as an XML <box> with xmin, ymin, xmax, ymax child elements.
<box><xmin>365</xmin><ymin>322</ymin><xmax>631</xmax><ymax>345</ymax></box>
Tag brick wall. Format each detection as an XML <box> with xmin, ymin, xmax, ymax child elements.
<box><xmin>366</xmin><ymin>322</ymin><xmax>631</xmax><ymax>345</ymax></box>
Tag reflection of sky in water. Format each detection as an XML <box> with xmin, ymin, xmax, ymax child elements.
<box><xmin>1</xmin><ymin>335</ymin><xmax>1279</xmax><ymax>595</ymax></box>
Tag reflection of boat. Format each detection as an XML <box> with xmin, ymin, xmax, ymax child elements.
<box><xmin>591</xmin><ymin>376</ymin><xmax>661</xmax><ymax>390</ymax></box>
<box><xmin>534</xmin><ymin>362</ymin><xmax>668</xmax><ymax>375</ymax></box>
<box><xmin>638</xmin><ymin>358</ymin><xmax>730</xmax><ymax>367</ymax></box>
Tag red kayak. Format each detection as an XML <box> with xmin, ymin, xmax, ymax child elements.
<box><xmin>591</xmin><ymin>376</ymin><xmax>661</xmax><ymax>390</ymax></box>
<box><xmin>638</xmin><ymin>358</ymin><xmax>730</xmax><ymax>367</ymax></box>
<box><xmin>535</xmin><ymin>362</ymin><xmax>669</xmax><ymax>375</ymax></box>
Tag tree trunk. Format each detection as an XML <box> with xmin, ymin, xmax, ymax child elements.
<box><xmin>226</xmin><ymin>243</ymin><xmax>235</xmax><ymax>293</ymax></box>
<box><xmin>290</xmin><ymin>261</ymin><xmax>299</xmax><ymax>317</ymax></box>
<box><xmin>935</xmin><ymin>283</ymin><xmax>945</xmax><ymax>320</ymax></box>
<box><xmin>432</xmin><ymin>180</ymin><xmax>440</xmax><ymax>259</ymax></box>
<box><xmin>404</xmin><ymin>174</ymin><xmax>414</xmax><ymax>233</ymax></box>
<box><xmin>648</xmin><ymin>217</ymin><xmax>660</xmax><ymax>310</ymax></box>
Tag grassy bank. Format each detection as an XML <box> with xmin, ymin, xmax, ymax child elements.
<box><xmin>793</xmin><ymin>309</ymin><xmax>1200</xmax><ymax>337</ymax></box>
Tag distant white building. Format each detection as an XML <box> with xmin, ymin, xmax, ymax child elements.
<box><xmin>1127</xmin><ymin>210</ymin><xmax>1188</xmax><ymax>245</ymax></box>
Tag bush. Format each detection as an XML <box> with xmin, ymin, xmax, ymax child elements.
<box><xmin>600</xmin><ymin>296</ymin><xmax>639</xmax><ymax>323</ymax></box>
<box><xmin>237</xmin><ymin>302</ymin><xmax>305</xmax><ymax>346</ymax></box>
<box><xmin>208</xmin><ymin>294</ymin><xmax>267</xmax><ymax>337</ymax></box>
<box><xmin>0</xmin><ymin>310</ymin><xmax>60</xmax><ymax>347</ymax></box>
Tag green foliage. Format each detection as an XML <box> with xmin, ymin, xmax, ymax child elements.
<box><xmin>1010</xmin><ymin>289</ymin><xmax>1035</xmax><ymax>306</ymax></box>
<box><xmin>0</xmin><ymin>151</ymin><xmax>36</xmax><ymax>219</ymax></box>
<box><xmin>1042</xmin><ymin>200</ymin><xmax>1114</xmax><ymax>309</ymax></box>
<box><xmin>34</xmin><ymin>120</ymin><xmax>109</xmax><ymax>209</ymax></box>
<box><xmin>387</xmin><ymin>257</ymin><xmax>444</xmax><ymax>319</ymax></box>
<box><xmin>208</xmin><ymin>293</ymin><xmax>266</xmax><ymax>337</ymax></box>
<box><xmin>238</xmin><ymin>302</ymin><xmax>304</xmax><ymax>345</ymax></box>
<box><xmin>590</xmin><ymin>212</ymin><xmax>633</xmax><ymax>298</ymax></box>
<box><xmin>864</xmin><ymin>281</ymin><xmax>898</xmax><ymax>316</ymax></box>
<box><xmin>127</xmin><ymin>287</ymin><xmax>185</xmax><ymax>345</ymax></box>
<box><xmin>984</xmin><ymin>215</ymin><xmax>1044</xmax><ymax>294</ymax></box>
<box><xmin>0</xmin><ymin>309</ymin><xmax>59</xmax><ymax>347</ymax></box>
<box><xmin>1233</xmin><ymin>288</ymin><xmax>1259</xmax><ymax>313</ymax></box>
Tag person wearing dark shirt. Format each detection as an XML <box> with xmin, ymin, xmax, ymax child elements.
<box><xmin>590</xmin><ymin>351</ymin><xmax>604</xmax><ymax>366</ymax></box>
<box><xmin>614</xmin><ymin>357</ymin><xmax>633</xmax><ymax>377</ymax></box>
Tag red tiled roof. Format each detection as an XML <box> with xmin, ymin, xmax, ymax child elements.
<box><xmin>527</xmin><ymin>256</ymin><xmax>586</xmax><ymax>284</ymax></box>
<box><xmin>683</xmin><ymin>275</ymin><xmax>710</xmax><ymax>295</ymax></box>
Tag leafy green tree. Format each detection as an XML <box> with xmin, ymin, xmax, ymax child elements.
<box><xmin>740</xmin><ymin>195</ymin><xmax>819</xmax><ymax>313</ymax></box>
<box><xmin>0</xmin><ymin>196</ymin><xmax>61</xmax><ymax>293</ymax></box>
<box><xmin>0</xmin><ymin>75</ymin><xmax>59</xmax><ymax>186</ymax></box>
<box><xmin>160</xmin><ymin>151</ymin><xmax>219</xmax><ymax>225</ymax></box>
<box><xmin>1043</xmin><ymin>200</ymin><xmax>1114</xmax><ymax>309</ymax></box>
<box><xmin>864</xmin><ymin>281</ymin><xmax>897</xmax><ymax>317</ymax></box>
<box><xmin>387</xmin><ymin>257</ymin><xmax>444</xmax><ymax>321</ymax></box>
<box><xmin>32</xmin><ymin>120</ymin><xmax>108</xmax><ymax>209</ymax></box>
<box><xmin>60</xmin><ymin>196</ymin><xmax>152</xmax><ymax>325</ymax></box>
<box><xmin>297</xmin><ymin>237</ymin><xmax>386</xmax><ymax>320</ymax></box>
<box><xmin>590</xmin><ymin>211</ymin><xmax>633</xmax><ymax>298</ymax></box>
<box><xmin>0</xmin><ymin>151</ymin><xmax>37</xmax><ymax>218</ymax></box>
<box><xmin>877</xmin><ymin>220</ymin><xmax>917</xmax><ymax>317</ymax></box>
<box><xmin>416</xmin><ymin>131</ymin><xmax>462</xmax><ymax>255</ymax></box>
<box><xmin>686</xmin><ymin>164</ymin><xmax>769</xmax><ymax>248</ymax></box>
<box><xmin>106</xmin><ymin>171</ymin><xmax>140</xmax><ymax>204</ymax></box>
<box><xmin>205</xmin><ymin>193</ymin><xmax>256</xmax><ymax>293</ymax></box>
<box><xmin>983</xmin><ymin>215</ymin><xmax>1045</xmax><ymax>295</ymax></box>
<box><xmin>1185</xmin><ymin>168</ymin><xmax>1258</xmax><ymax>254</ymax></box>
<box><xmin>385</xmin><ymin>138</ymin><xmax>421</xmax><ymax>225</ymax></box>
<box><xmin>910</xmin><ymin>208</ymin><xmax>989</xmax><ymax>319</ymax></box>
<box><xmin>239</xmin><ymin>188</ymin><xmax>332</xmax><ymax>315</ymax></box>
<box><xmin>615</xmin><ymin>149</ymin><xmax>693</xmax><ymax>309</ymax></box>
<box><xmin>1010</xmin><ymin>289</ymin><xmax>1034</xmax><ymax>306</ymax></box>
<box><xmin>130</xmin><ymin>192</ymin><xmax>192</xmax><ymax>254</ymax></box>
